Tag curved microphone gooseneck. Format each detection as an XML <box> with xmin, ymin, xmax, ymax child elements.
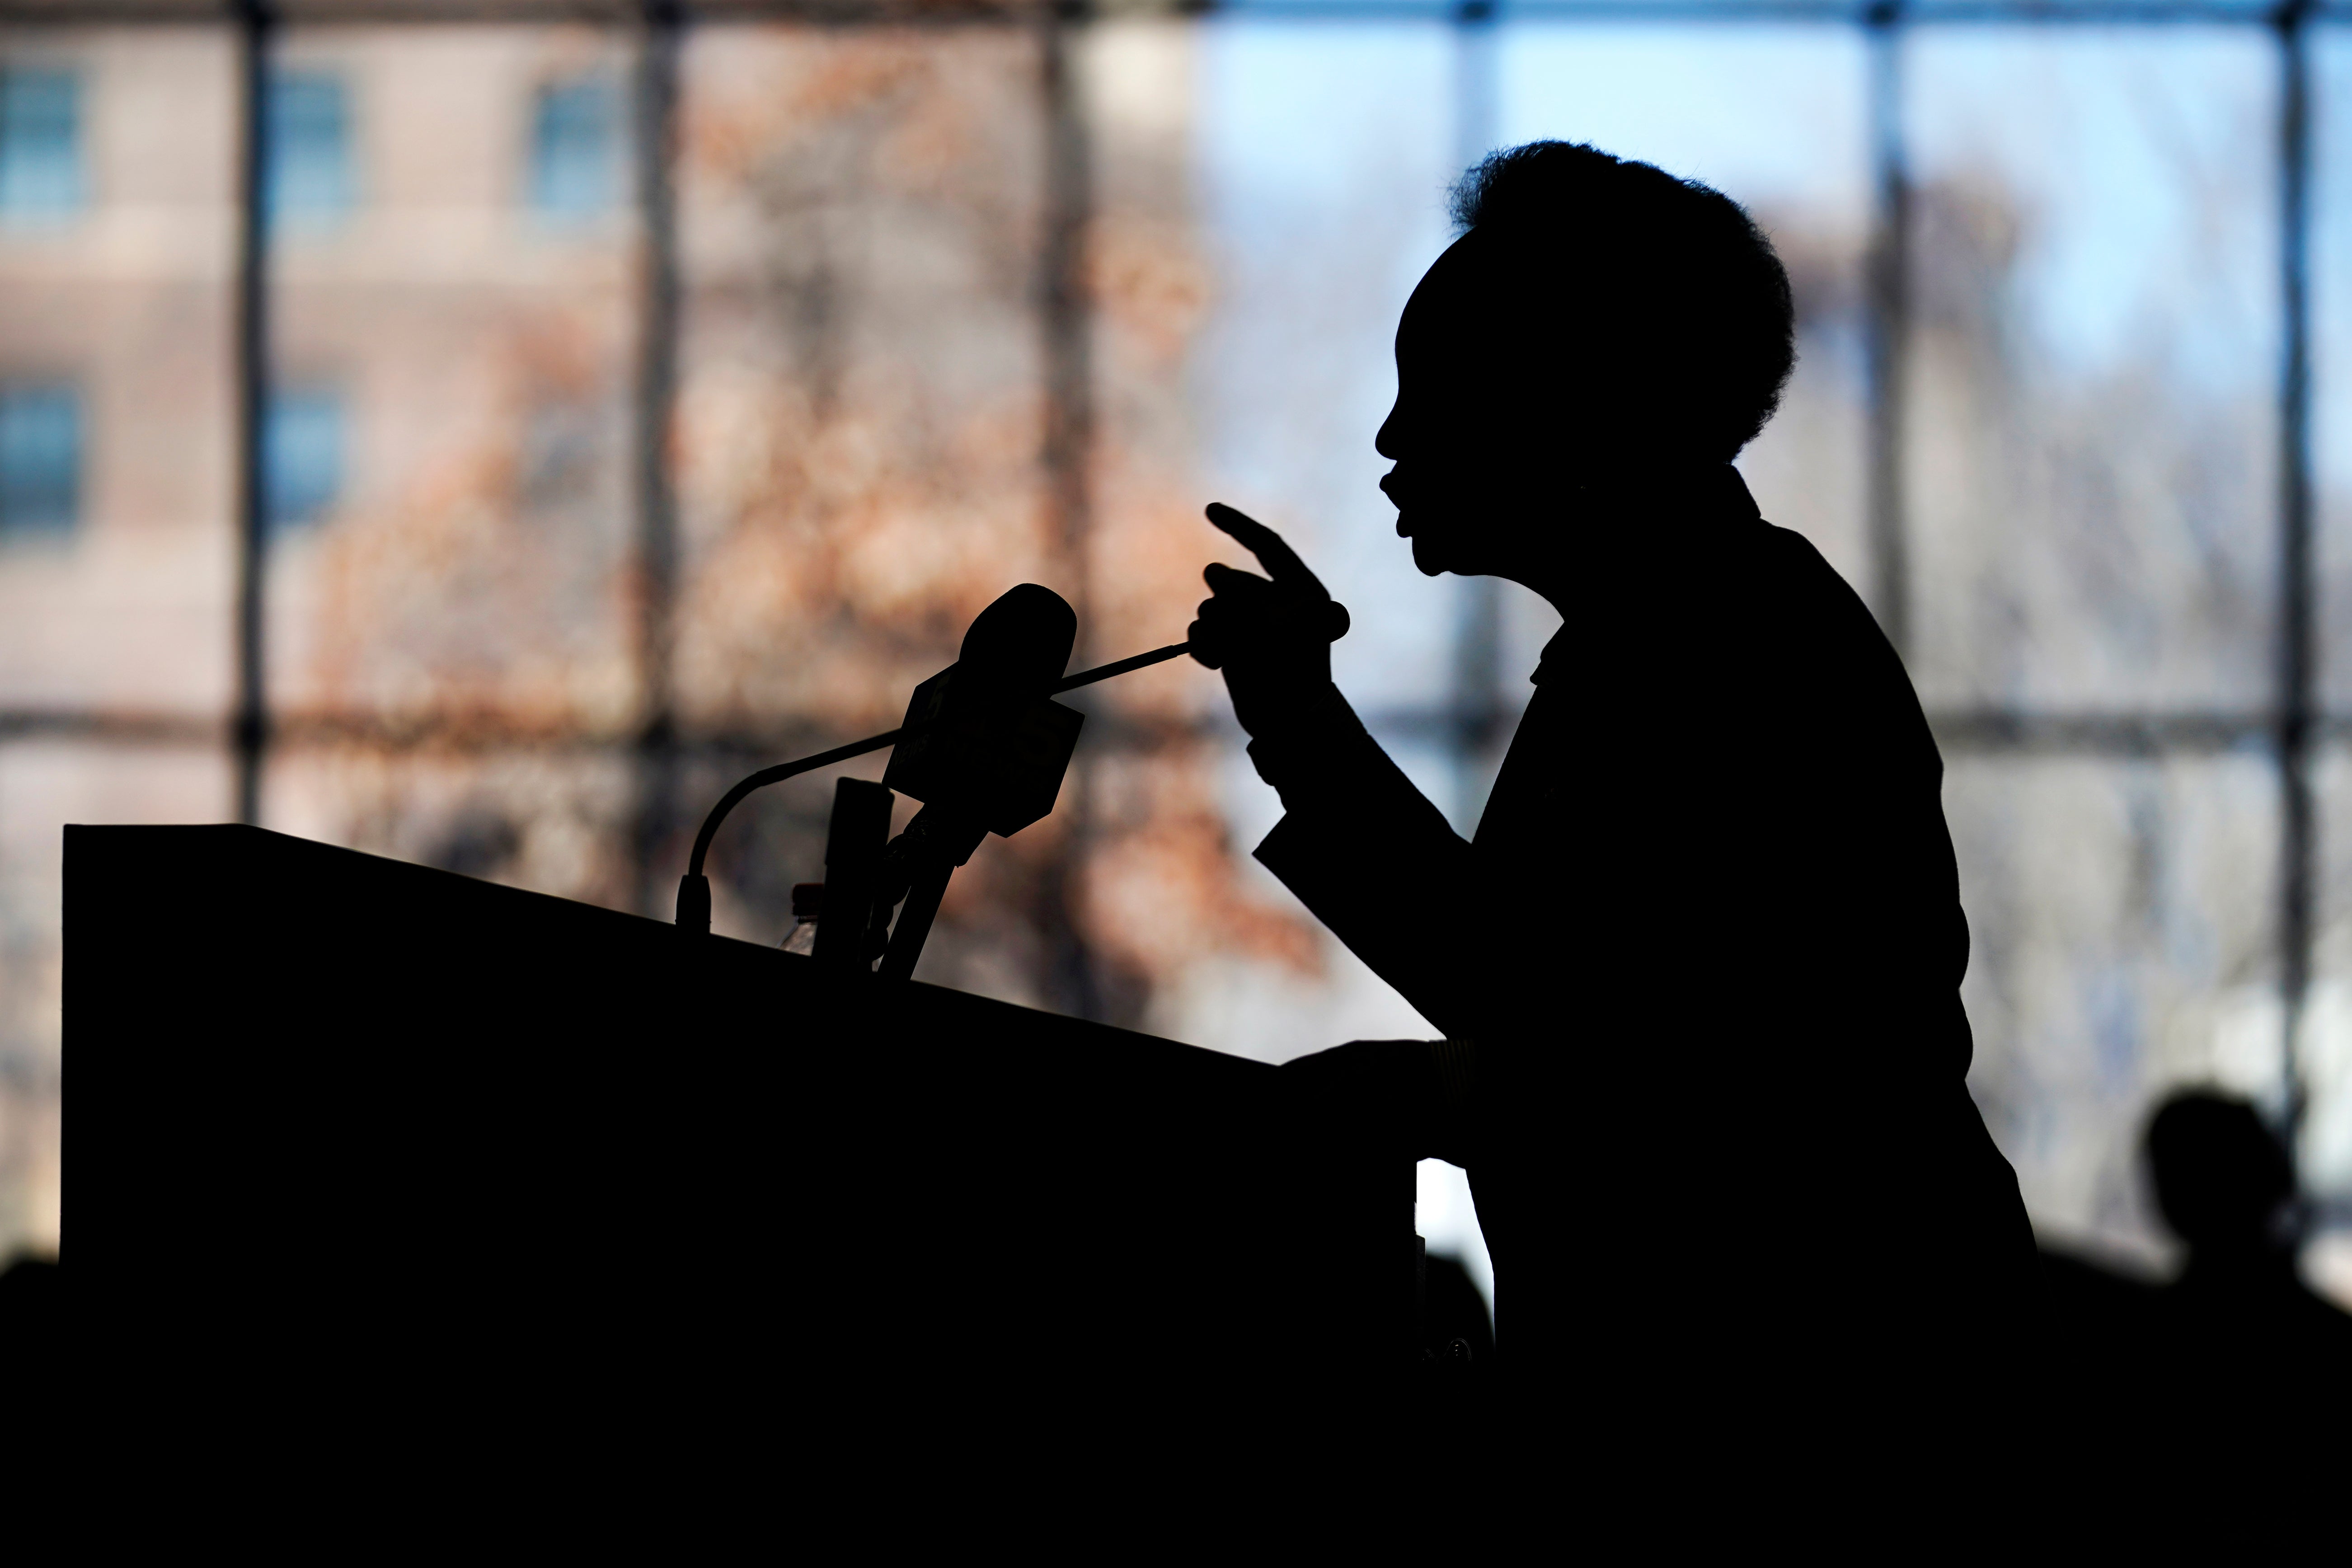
<box><xmin>674</xmin><ymin>641</ymin><xmax>1190</xmax><ymax>935</ymax></box>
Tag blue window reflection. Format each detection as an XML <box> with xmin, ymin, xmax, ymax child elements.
<box><xmin>266</xmin><ymin>389</ymin><xmax>343</xmax><ymax>530</ymax></box>
<box><xmin>0</xmin><ymin>68</ymin><xmax>83</xmax><ymax>220</ymax></box>
<box><xmin>267</xmin><ymin>72</ymin><xmax>352</xmax><ymax>227</ymax></box>
<box><xmin>529</xmin><ymin>77</ymin><xmax>619</xmax><ymax>219</ymax></box>
<box><xmin>0</xmin><ymin>385</ymin><xmax>82</xmax><ymax>537</ymax></box>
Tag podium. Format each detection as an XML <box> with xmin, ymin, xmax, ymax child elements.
<box><xmin>67</xmin><ymin>825</ymin><xmax>1408</xmax><ymax>1455</ymax></box>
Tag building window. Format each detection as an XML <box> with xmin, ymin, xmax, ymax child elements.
<box><xmin>527</xmin><ymin>77</ymin><xmax>619</xmax><ymax>219</ymax></box>
<box><xmin>265</xmin><ymin>389</ymin><xmax>343</xmax><ymax>530</ymax></box>
<box><xmin>0</xmin><ymin>68</ymin><xmax>84</xmax><ymax>220</ymax></box>
<box><xmin>266</xmin><ymin>71</ymin><xmax>352</xmax><ymax>227</ymax></box>
<box><xmin>0</xmin><ymin>384</ymin><xmax>81</xmax><ymax>537</ymax></box>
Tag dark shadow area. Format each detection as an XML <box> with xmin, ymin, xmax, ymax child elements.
<box><xmin>2035</xmin><ymin>1241</ymin><xmax>2164</xmax><ymax>1432</ymax></box>
<box><xmin>0</xmin><ymin>1254</ymin><xmax>59</xmax><ymax>1363</ymax></box>
<box><xmin>0</xmin><ymin>1253</ymin><xmax>58</xmax><ymax>1306</ymax></box>
<box><xmin>1421</xmin><ymin>1251</ymin><xmax>1493</xmax><ymax>1366</ymax></box>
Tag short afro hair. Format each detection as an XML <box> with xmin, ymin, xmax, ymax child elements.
<box><xmin>1446</xmin><ymin>141</ymin><xmax>1795</xmax><ymax>463</ymax></box>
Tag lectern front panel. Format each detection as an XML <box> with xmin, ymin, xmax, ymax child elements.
<box><xmin>67</xmin><ymin>825</ymin><xmax>1402</xmax><ymax>1451</ymax></box>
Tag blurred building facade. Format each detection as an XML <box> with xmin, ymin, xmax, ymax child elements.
<box><xmin>2</xmin><ymin>0</ymin><xmax>2348</xmax><ymax>1318</ymax></box>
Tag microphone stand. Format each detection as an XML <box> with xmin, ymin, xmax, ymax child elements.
<box><xmin>675</xmin><ymin>642</ymin><xmax>1190</xmax><ymax>940</ymax></box>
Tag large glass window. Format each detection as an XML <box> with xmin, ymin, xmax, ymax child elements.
<box><xmin>1905</xmin><ymin>28</ymin><xmax>2278</xmax><ymax>716</ymax></box>
<box><xmin>0</xmin><ymin>28</ymin><xmax>239</xmax><ymax>1265</ymax></box>
<box><xmin>0</xmin><ymin>3</ymin><xmax>2343</xmax><ymax>1323</ymax></box>
<box><xmin>2309</xmin><ymin>21</ymin><xmax>2352</xmax><ymax>1279</ymax></box>
<box><xmin>1903</xmin><ymin>25</ymin><xmax>2288</xmax><ymax>1264</ymax></box>
<box><xmin>258</xmin><ymin>23</ymin><xmax>641</xmax><ymax>917</ymax></box>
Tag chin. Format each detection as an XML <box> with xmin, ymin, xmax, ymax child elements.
<box><xmin>1411</xmin><ymin>531</ymin><xmax>1486</xmax><ymax>580</ymax></box>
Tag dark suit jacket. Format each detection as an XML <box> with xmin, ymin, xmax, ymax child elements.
<box><xmin>1253</xmin><ymin>468</ymin><xmax>2034</xmax><ymax>1403</ymax></box>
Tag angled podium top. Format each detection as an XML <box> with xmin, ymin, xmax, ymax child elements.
<box><xmin>66</xmin><ymin>824</ymin><xmax>1404</xmax><ymax>1451</ymax></box>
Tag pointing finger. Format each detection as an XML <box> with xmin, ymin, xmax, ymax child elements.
<box><xmin>1205</xmin><ymin>502</ymin><xmax>1330</xmax><ymax>602</ymax></box>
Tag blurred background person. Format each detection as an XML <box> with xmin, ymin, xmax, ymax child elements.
<box><xmin>2144</xmin><ymin>1090</ymin><xmax>2350</xmax><ymax>1390</ymax></box>
<box><xmin>2035</xmin><ymin>1088</ymin><xmax>2346</xmax><ymax>1477</ymax></box>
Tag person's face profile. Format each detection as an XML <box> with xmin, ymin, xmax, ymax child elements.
<box><xmin>1379</xmin><ymin>270</ymin><xmax>1487</xmax><ymax>579</ymax></box>
<box><xmin>1376</xmin><ymin>242</ymin><xmax>1568</xmax><ymax>583</ymax></box>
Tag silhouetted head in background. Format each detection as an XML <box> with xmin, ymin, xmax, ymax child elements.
<box><xmin>2138</xmin><ymin>1089</ymin><xmax>2350</xmax><ymax>1406</ymax></box>
<box><xmin>1377</xmin><ymin>141</ymin><xmax>1795</xmax><ymax>590</ymax></box>
<box><xmin>2146</xmin><ymin>1089</ymin><xmax>2296</xmax><ymax>1270</ymax></box>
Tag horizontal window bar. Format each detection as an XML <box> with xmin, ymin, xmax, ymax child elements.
<box><xmin>0</xmin><ymin>0</ymin><xmax>2330</xmax><ymax>26</ymax></box>
<box><xmin>8</xmin><ymin>707</ymin><xmax>2348</xmax><ymax>757</ymax></box>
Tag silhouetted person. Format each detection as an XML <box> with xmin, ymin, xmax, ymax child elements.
<box><xmin>2033</xmin><ymin>1093</ymin><xmax>2346</xmax><ymax>1483</ymax></box>
<box><xmin>2144</xmin><ymin>1092</ymin><xmax>2349</xmax><ymax>1404</ymax></box>
<box><xmin>1191</xmin><ymin>142</ymin><xmax>2034</xmax><ymax>1442</ymax></box>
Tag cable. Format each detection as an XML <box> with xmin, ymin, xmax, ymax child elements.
<box><xmin>1052</xmin><ymin>641</ymin><xmax>1189</xmax><ymax>693</ymax></box>
<box><xmin>686</xmin><ymin>728</ymin><xmax>905</xmax><ymax>883</ymax></box>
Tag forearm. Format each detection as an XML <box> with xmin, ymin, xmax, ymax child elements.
<box><xmin>1239</xmin><ymin>681</ymin><xmax>1389</xmax><ymax>809</ymax></box>
<box><xmin>1245</xmin><ymin>685</ymin><xmax>1484</xmax><ymax>1036</ymax></box>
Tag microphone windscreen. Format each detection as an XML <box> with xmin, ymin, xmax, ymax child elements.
<box><xmin>958</xmin><ymin>584</ymin><xmax>1077</xmax><ymax>704</ymax></box>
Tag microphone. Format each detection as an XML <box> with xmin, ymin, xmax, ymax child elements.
<box><xmin>881</xmin><ymin>583</ymin><xmax>1081</xmax><ymax>850</ymax></box>
<box><xmin>867</xmin><ymin>586</ymin><xmax>1081</xmax><ymax>978</ymax></box>
<box><xmin>673</xmin><ymin>614</ymin><xmax>1159</xmax><ymax>942</ymax></box>
<box><xmin>674</xmin><ymin>577</ymin><xmax>1350</xmax><ymax>956</ymax></box>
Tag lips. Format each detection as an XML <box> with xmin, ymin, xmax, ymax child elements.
<box><xmin>1380</xmin><ymin>465</ymin><xmax>1406</xmax><ymax>532</ymax></box>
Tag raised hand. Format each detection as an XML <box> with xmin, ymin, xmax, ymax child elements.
<box><xmin>1189</xmin><ymin>502</ymin><xmax>1351</xmax><ymax>742</ymax></box>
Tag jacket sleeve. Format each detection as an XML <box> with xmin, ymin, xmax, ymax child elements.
<box><xmin>1248</xmin><ymin>702</ymin><xmax>1484</xmax><ymax>1038</ymax></box>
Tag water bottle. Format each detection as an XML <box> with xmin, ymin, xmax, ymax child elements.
<box><xmin>781</xmin><ymin>882</ymin><xmax>823</xmax><ymax>955</ymax></box>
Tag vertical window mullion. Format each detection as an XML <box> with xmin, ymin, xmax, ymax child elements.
<box><xmin>2277</xmin><ymin>0</ymin><xmax>2316</xmax><ymax>1148</ymax></box>
<box><xmin>631</xmin><ymin>5</ymin><xmax>682</xmax><ymax>916</ymax></box>
<box><xmin>233</xmin><ymin>3</ymin><xmax>271</xmax><ymax>826</ymax></box>
<box><xmin>1865</xmin><ymin>0</ymin><xmax>1909</xmax><ymax>666</ymax></box>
